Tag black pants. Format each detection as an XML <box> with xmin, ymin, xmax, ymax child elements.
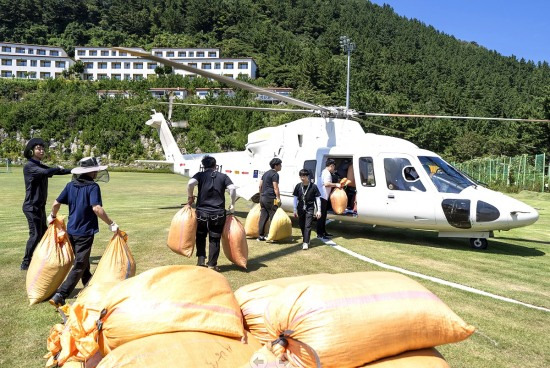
<box><xmin>22</xmin><ymin>207</ymin><xmax>47</xmax><ymax>265</ymax></box>
<box><xmin>196</xmin><ymin>211</ymin><xmax>226</xmax><ymax>267</ymax></box>
<box><xmin>316</xmin><ymin>198</ymin><xmax>329</xmax><ymax>236</ymax></box>
<box><xmin>57</xmin><ymin>234</ymin><xmax>94</xmax><ymax>299</ymax></box>
<box><xmin>298</xmin><ymin>208</ymin><xmax>314</xmax><ymax>244</ymax></box>
<box><xmin>259</xmin><ymin>196</ymin><xmax>277</xmax><ymax>237</ymax></box>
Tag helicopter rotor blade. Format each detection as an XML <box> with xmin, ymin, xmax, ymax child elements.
<box><xmin>353</xmin><ymin>118</ymin><xmax>405</xmax><ymax>135</ymax></box>
<box><xmin>168</xmin><ymin>93</ymin><xmax>174</xmax><ymax>121</ymax></box>
<box><xmin>161</xmin><ymin>102</ymin><xmax>315</xmax><ymax>114</ymax></box>
<box><xmin>358</xmin><ymin>112</ymin><xmax>550</xmax><ymax>123</ymax></box>
<box><xmin>113</xmin><ymin>47</ymin><xmax>328</xmax><ymax>113</ymax></box>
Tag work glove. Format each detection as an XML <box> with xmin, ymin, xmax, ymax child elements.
<box><xmin>109</xmin><ymin>222</ymin><xmax>119</xmax><ymax>233</ymax></box>
<box><xmin>228</xmin><ymin>204</ymin><xmax>235</xmax><ymax>214</ymax></box>
<box><xmin>315</xmin><ymin>211</ymin><xmax>321</xmax><ymax>219</ymax></box>
<box><xmin>47</xmin><ymin>213</ymin><xmax>56</xmax><ymax>224</ymax></box>
<box><xmin>274</xmin><ymin>198</ymin><xmax>281</xmax><ymax>207</ymax></box>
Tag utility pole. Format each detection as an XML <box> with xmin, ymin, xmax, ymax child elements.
<box><xmin>339</xmin><ymin>36</ymin><xmax>356</xmax><ymax>113</ymax></box>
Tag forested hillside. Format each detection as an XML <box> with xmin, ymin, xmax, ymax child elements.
<box><xmin>1</xmin><ymin>0</ymin><xmax>549</xmax><ymax>163</ymax></box>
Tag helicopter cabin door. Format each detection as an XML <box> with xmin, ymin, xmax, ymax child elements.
<box><xmin>379</xmin><ymin>154</ymin><xmax>436</xmax><ymax>226</ymax></box>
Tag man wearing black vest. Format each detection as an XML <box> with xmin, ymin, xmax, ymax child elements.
<box><xmin>21</xmin><ymin>138</ymin><xmax>71</xmax><ymax>270</ymax></box>
<box><xmin>188</xmin><ymin>156</ymin><xmax>236</xmax><ymax>271</ymax></box>
<box><xmin>257</xmin><ymin>158</ymin><xmax>282</xmax><ymax>241</ymax></box>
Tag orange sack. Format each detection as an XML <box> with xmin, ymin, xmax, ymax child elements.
<box><xmin>244</xmin><ymin>203</ymin><xmax>261</xmax><ymax>238</ymax></box>
<box><xmin>45</xmin><ymin>265</ymin><xmax>245</xmax><ymax>364</ymax></box>
<box><xmin>167</xmin><ymin>205</ymin><xmax>197</xmax><ymax>257</ymax></box>
<box><xmin>26</xmin><ymin>217</ymin><xmax>74</xmax><ymax>305</ymax></box>
<box><xmin>235</xmin><ymin>274</ymin><xmax>331</xmax><ymax>344</ymax></box>
<box><xmin>96</xmin><ymin>331</ymin><xmax>262</xmax><ymax>368</ymax></box>
<box><xmin>361</xmin><ymin>348</ymin><xmax>449</xmax><ymax>367</ymax></box>
<box><xmin>222</xmin><ymin>215</ymin><xmax>248</xmax><ymax>269</ymax></box>
<box><xmin>330</xmin><ymin>188</ymin><xmax>348</xmax><ymax>214</ymax></box>
<box><xmin>87</xmin><ymin>231</ymin><xmax>135</xmax><ymax>286</ymax></box>
<box><xmin>263</xmin><ymin>272</ymin><xmax>475</xmax><ymax>367</ymax></box>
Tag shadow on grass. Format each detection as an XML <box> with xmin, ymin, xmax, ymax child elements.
<box><xmin>90</xmin><ymin>256</ymin><xmax>101</xmax><ymax>265</ymax></box>
<box><xmin>325</xmin><ymin>221</ymin><xmax>545</xmax><ymax>257</ymax></box>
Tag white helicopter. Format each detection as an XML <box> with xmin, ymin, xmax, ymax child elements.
<box><xmin>116</xmin><ymin>47</ymin><xmax>546</xmax><ymax>249</ymax></box>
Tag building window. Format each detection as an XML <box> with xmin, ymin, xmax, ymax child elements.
<box><xmin>178</xmin><ymin>51</ymin><xmax>186</xmax><ymax>57</ymax></box>
<box><xmin>84</xmin><ymin>74</ymin><xmax>93</xmax><ymax>80</ymax></box>
<box><xmin>1</xmin><ymin>59</ymin><xmax>12</xmax><ymax>66</ymax></box>
<box><xmin>28</xmin><ymin>49</ymin><xmax>34</xmax><ymax>54</ymax></box>
<box><xmin>16</xmin><ymin>59</ymin><xmax>27</xmax><ymax>66</ymax></box>
<box><xmin>40</xmin><ymin>60</ymin><xmax>51</xmax><ymax>67</ymax></box>
<box><xmin>97</xmin><ymin>74</ymin><xmax>108</xmax><ymax>80</ymax></box>
<box><xmin>188</xmin><ymin>63</ymin><xmax>197</xmax><ymax>68</ymax></box>
<box><xmin>124</xmin><ymin>62</ymin><xmax>130</xmax><ymax>69</ymax></box>
<box><xmin>224</xmin><ymin>62</ymin><xmax>234</xmax><ymax>69</ymax></box>
<box><xmin>202</xmin><ymin>63</ymin><xmax>211</xmax><ymax>70</ymax></box>
<box><xmin>197</xmin><ymin>51</ymin><xmax>204</xmax><ymax>57</ymax></box>
<box><xmin>166</xmin><ymin>51</ymin><xmax>174</xmax><ymax>57</ymax></box>
<box><xmin>37</xmin><ymin>49</ymin><xmax>46</xmax><ymax>55</ymax></box>
<box><xmin>208</xmin><ymin>52</ymin><xmax>216</xmax><ymax>57</ymax></box>
<box><xmin>112</xmin><ymin>74</ymin><xmax>121</xmax><ymax>80</ymax></box>
<box><xmin>55</xmin><ymin>61</ymin><xmax>66</xmax><ymax>68</ymax></box>
<box><xmin>17</xmin><ymin>71</ymin><xmax>26</xmax><ymax>78</ymax></box>
<box><xmin>189</xmin><ymin>51</ymin><xmax>194</xmax><ymax>57</ymax></box>
<box><xmin>16</xmin><ymin>47</ymin><xmax>25</xmax><ymax>54</ymax></box>
<box><xmin>224</xmin><ymin>74</ymin><xmax>234</xmax><ymax>79</ymax></box>
<box><xmin>147</xmin><ymin>62</ymin><xmax>157</xmax><ymax>69</ymax></box>
<box><xmin>89</xmin><ymin>50</ymin><xmax>97</xmax><ymax>56</ymax></box>
<box><xmin>101</xmin><ymin>50</ymin><xmax>109</xmax><ymax>56</ymax></box>
<box><xmin>124</xmin><ymin>74</ymin><xmax>131</xmax><ymax>80</ymax></box>
<box><xmin>40</xmin><ymin>72</ymin><xmax>51</xmax><ymax>79</ymax></box>
<box><xmin>214</xmin><ymin>63</ymin><xmax>221</xmax><ymax>69</ymax></box>
<box><xmin>120</xmin><ymin>52</ymin><xmax>127</xmax><ymax>56</ymax></box>
<box><xmin>1</xmin><ymin>70</ymin><xmax>12</xmax><ymax>77</ymax></box>
<box><xmin>134</xmin><ymin>74</ymin><xmax>143</xmax><ymax>80</ymax></box>
<box><xmin>238</xmin><ymin>62</ymin><xmax>248</xmax><ymax>69</ymax></box>
<box><xmin>2</xmin><ymin>46</ymin><xmax>11</xmax><ymax>52</ymax></box>
<box><xmin>111</xmin><ymin>51</ymin><xmax>116</xmax><ymax>56</ymax></box>
<box><xmin>134</xmin><ymin>63</ymin><xmax>143</xmax><ymax>69</ymax></box>
<box><xmin>98</xmin><ymin>62</ymin><xmax>107</xmax><ymax>69</ymax></box>
<box><xmin>155</xmin><ymin>52</ymin><xmax>163</xmax><ymax>57</ymax></box>
<box><xmin>112</xmin><ymin>62</ymin><xmax>121</xmax><ymax>69</ymax></box>
<box><xmin>77</xmin><ymin>50</ymin><xmax>85</xmax><ymax>56</ymax></box>
<box><xmin>50</xmin><ymin>50</ymin><xmax>59</xmax><ymax>56</ymax></box>
<box><xmin>85</xmin><ymin>62</ymin><xmax>93</xmax><ymax>69</ymax></box>
<box><xmin>28</xmin><ymin>72</ymin><xmax>36</xmax><ymax>78</ymax></box>
<box><xmin>30</xmin><ymin>60</ymin><xmax>37</xmax><ymax>67</ymax></box>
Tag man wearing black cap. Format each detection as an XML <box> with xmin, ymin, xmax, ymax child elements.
<box><xmin>21</xmin><ymin>138</ymin><xmax>71</xmax><ymax>270</ymax></box>
<box><xmin>257</xmin><ymin>157</ymin><xmax>282</xmax><ymax>241</ymax></box>
<box><xmin>48</xmin><ymin>156</ymin><xmax>118</xmax><ymax>307</ymax></box>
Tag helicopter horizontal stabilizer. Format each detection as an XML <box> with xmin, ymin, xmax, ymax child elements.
<box><xmin>136</xmin><ymin>160</ymin><xmax>174</xmax><ymax>165</ymax></box>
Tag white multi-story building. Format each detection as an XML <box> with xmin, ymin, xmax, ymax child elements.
<box><xmin>0</xmin><ymin>42</ymin><xmax>73</xmax><ymax>79</ymax></box>
<box><xmin>75</xmin><ymin>46</ymin><xmax>257</xmax><ymax>81</ymax></box>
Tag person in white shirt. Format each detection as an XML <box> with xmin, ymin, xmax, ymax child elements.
<box><xmin>317</xmin><ymin>159</ymin><xmax>340</xmax><ymax>239</ymax></box>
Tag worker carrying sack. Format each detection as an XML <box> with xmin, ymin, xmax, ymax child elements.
<box><xmin>96</xmin><ymin>331</ymin><xmax>262</xmax><ymax>368</ymax></box>
<box><xmin>87</xmin><ymin>231</ymin><xmax>135</xmax><ymax>286</ymax></box>
<box><xmin>330</xmin><ymin>187</ymin><xmax>348</xmax><ymax>214</ymax></box>
<box><xmin>266</xmin><ymin>208</ymin><xmax>292</xmax><ymax>241</ymax></box>
<box><xmin>262</xmin><ymin>272</ymin><xmax>475</xmax><ymax>367</ymax></box>
<box><xmin>222</xmin><ymin>215</ymin><xmax>248</xmax><ymax>269</ymax></box>
<box><xmin>167</xmin><ymin>205</ymin><xmax>197</xmax><ymax>257</ymax></box>
<box><xmin>244</xmin><ymin>203</ymin><xmax>261</xmax><ymax>238</ymax></box>
<box><xmin>26</xmin><ymin>217</ymin><xmax>74</xmax><ymax>305</ymax></box>
<box><xmin>360</xmin><ymin>348</ymin><xmax>449</xmax><ymax>367</ymax></box>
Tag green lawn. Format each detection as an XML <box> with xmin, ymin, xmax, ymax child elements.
<box><xmin>0</xmin><ymin>168</ymin><xmax>548</xmax><ymax>367</ymax></box>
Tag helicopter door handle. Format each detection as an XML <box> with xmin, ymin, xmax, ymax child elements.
<box><xmin>388</xmin><ymin>194</ymin><xmax>395</xmax><ymax>199</ymax></box>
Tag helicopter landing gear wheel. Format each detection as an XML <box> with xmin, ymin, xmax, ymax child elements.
<box><xmin>470</xmin><ymin>238</ymin><xmax>488</xmax><ymax>250</ymax></box>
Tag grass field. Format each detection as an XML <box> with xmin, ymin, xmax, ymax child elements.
<box><xmin>0</xmin><ymin>168</ymin><xmax>548</xmax><ymax>367</ymax></box>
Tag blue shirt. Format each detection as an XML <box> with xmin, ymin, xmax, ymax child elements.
<box><xmin>57</xmin><ymin>180</ymin><xmax>102</xmax><ymax>236</ymax></box>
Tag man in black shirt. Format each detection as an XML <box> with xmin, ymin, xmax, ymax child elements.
<box><xmin>188</xmin><ymin>156</ymin><xmax>236</xmax><ymax>271</ymax></box>
<box><xmin>257</xmin><ymin>158</ymin><xmax>282</xmax><ymax>241</ymax></box>
<box><xmin>21</xmin><ymin>138</ymin><xmax>71</xmax><ymax>270</ymax></box>
<box><xmin>293</xmin><ymin>169</ymin><xmax>321</xmax><ymax>250</ymax></box>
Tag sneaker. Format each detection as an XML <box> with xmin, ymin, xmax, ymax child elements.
<box><xmin>197</xmin><ymin>256</ymin><xmax>206</xmax><ymax>267</ymax></box>
<box><xmin>20</xmin><ymin>261</ymin><xmax>29</xmax><ymax>271</ymax></box>
<box><xmin>302</xmin><ymin>243</ymin><xmax>309</xmax><ymax>250</ymax></box>
<box><xmin>208</xmin><ymin>265</ymin><xmax>221</xmax><ymax>272</ymax></box>
<box><xmin>257</xmin><ymin>236</ymin><xmax>266</xmax><ymax>241</ymax></box>
<box><xmin>49</xmin><ymin>293</ymin><xmax>66</xmax><ymax>308</ymax></box>
<box><xmin>324</xmin><ymin>233</ymin><xmax>334</xmax><ymax>237</ymax></box>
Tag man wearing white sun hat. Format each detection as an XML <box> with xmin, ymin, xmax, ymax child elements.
<box><xmin>48</xmin><ymin>157</ymin><xmax>118</xmax><ymax>307</ymax></box>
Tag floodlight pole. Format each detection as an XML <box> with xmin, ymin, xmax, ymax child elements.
<box><xmin>340</xmin><ymin>36</ymin><xmax>356</xmax><ymax>113</ymax></box>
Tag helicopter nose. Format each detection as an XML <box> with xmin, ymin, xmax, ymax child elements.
<box><xmin>508</xmin><ymin>203</ymin><xmax>539</xmax><ymax>227</ymax></box>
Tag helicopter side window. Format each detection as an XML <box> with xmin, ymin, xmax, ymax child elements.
<box><xmin>359</xmin><ymin>157</ymin><xmax>375</xmax><ymax>187</ymax></box>
<box><xmin>303</xmin><ymin>160</ymin><xmax>316</xmax><ymax>183</ymax></box>
<box><xmin>384</xmin><ymin>158</ymin><xmax>426</xmax><ymax>192</ymax></box>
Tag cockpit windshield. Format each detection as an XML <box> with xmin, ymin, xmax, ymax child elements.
<box><xmin>419</xmin><ymin>156</ymin><xmax>475</xmax><ymax>194</ymax></box>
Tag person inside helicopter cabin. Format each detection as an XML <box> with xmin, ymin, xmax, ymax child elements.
<box><xmin>257</xmin><ymin>158</ymin><xmax>282</xmax><ymax>241</ymax></box>
<box><xmin>336</xmin><ymin>158</ymin><xmax>356</xmax><ymax>212</ymax></box>
<box><xmin>20</xmin><ymin>138</ymin><xmax>72</xmax><ymax>271</ymax></box>
<box><xmin>187</xmin><ymin>155</ymin><xmax>236</xmax><ymax>271</ymax></box>
<box><xmin>293</xmin><ymin>169</ymin><xmax>321</xmax><ymax>250</ymax></box>
<box><xmin>317</xmin><ymin>158</ymin><xmax>340</xmax><ymax>240</ymax></box>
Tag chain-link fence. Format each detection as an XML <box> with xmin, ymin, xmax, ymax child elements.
<box><xmin>453</xmin><ymin>154</ymin><xmax>548</xmax><ymax>192</ymax></box>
